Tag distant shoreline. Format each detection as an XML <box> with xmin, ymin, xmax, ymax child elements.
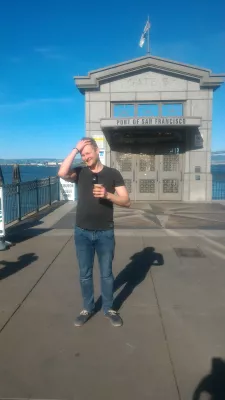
<box><xmin>1</xmin><ymin>162</ymin><xmax>225</xmax><ymax>166</ymax></box>
<box><xmin>0</xmin><ymin>164</ymin><xmax>60</xmax><ymax>166</ymax></box>
<box><xmin>0</xmin><ymin>162</ymin><xmax>83</xmax><ymax>167</ymax></box>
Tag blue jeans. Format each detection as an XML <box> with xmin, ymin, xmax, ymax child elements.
<box><xmin>74</xmin><ymin>226</ymin><xmax>115</xmax><ymax>314</ymax></box>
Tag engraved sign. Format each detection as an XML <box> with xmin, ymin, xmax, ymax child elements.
<box><xmin>100</xmin><ymin>117</ymin><xmax>201</xmax><ymax>129</ymax></box>
<box><xmin>116</xmin><ymin>118</ymin><xmax>186</xmax><ymax>126</ymax></box>
<box><xmin>110</xmin><ymin>71</ymin><xmax>187</xmax><ymax>92</ymax></box>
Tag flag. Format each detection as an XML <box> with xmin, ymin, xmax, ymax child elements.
<box><xmin>139</xmin><ymin>20</ymin><xmax>150</xmax><ymax>48</ymax></box>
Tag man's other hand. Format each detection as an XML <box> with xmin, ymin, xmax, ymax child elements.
<box><xmin>93</xmin><ymin>185</ymin><xmax>107</xmax><ymax>198</ymax></box>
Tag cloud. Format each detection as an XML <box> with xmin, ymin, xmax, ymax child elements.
<box><xmin>0</xmin><ymin>97</ymin><xmax>74</xmax><ymax>110</ymax></box>
<box><xmin>34</xmin><ymin>47</ymin><xmax>66</xmax><ymax>60</ymax></box>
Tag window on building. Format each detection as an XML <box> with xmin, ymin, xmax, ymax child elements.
<box><xmin>137</xmin><ymin>104</ymin><xmax>159</xmax><ymax>117</ymax></box>
<box><xmin>113</xmin><ymin>104</ymin><xmax>135</xmax><ymax>117</ymax></box>
<box><xmin>113</xmin><ymin>102</ymin><xmax>183</xmax><ymax>117</ymax></box>
<box><xmin>162</xmin><ymin>103</ymin><xmax>183</xmax><ymax>116</ymax></box>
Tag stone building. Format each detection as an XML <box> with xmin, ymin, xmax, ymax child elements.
<box><xmin>75</xmin><ymin>56</ymin><xmax>224</xmax><ymax>201</ymax></box>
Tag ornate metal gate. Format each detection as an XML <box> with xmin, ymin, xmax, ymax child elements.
<box><xmin>159</xmin><ymin>152</ymin><xmax>182</xmax><ymax>200</ymax></box>
<box><xmin>112</xmin><ymin>151</ymin><xmax>183</xmax><ymax>201</ymax></box>
<box><xmin>136</xmin><ymin>154</ymin><xmax>158</xmax><ymax>200</ymax></box>
<box><xmin>113</xmin><ymin>152</ymin><xmax>135</xmax><ymax>200</ymax></box>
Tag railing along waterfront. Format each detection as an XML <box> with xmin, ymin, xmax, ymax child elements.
<box><xmin>3</xmin><ymin>176</ymin><xmax>59</xmax><ymax>225</ymax></box>
<box><xmin>0</xmin><ymin>163</ymin><xmax>225</xmax><ymax>234</ymax></box>
<box><xmin>212</xmin><ymin>172</ymin><xmax>225</xmax><ymax>200</ymax></box>
<box><xmin>2</xmin><ymin>173</ymin><xmax>225</xmax><ymax>226</ymax></box>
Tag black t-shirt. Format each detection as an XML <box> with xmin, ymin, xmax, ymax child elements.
<box><xmin>75</xmin><ymin>166</ymin><xmax>125</xmax><ymax>230</ymax></box>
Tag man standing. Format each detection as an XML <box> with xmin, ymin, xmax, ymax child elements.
<box><xmin>58</xmin><ymin>138</ymin><xmax>130</xmax><ymax>327</ymax></box>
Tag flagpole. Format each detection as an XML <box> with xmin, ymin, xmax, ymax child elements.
<box><xmin>147</xmin><ymin>15</ymin><xmax>150</xmax><ymax>54</ymax></box>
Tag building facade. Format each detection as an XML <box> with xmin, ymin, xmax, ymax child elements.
<box><xmin>75</xmin><ymin>56</ymin><xmax>224</xmax><ymax>202</ymax></box>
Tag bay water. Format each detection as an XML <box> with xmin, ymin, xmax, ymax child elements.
<box><xmin>1</xmin><ymin>165</ymin><xmax>59</xmax><ymax>184</ymax></box>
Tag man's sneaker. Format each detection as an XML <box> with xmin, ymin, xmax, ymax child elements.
<box><xmin>74</xmin><ymin>310</ymin><xmax>94</xmax><ymax>327</ymax></box>
<box><xmin>105</xmin><ymin>310</ymin><xmax>123</xmax><ymax>327</ymax></box>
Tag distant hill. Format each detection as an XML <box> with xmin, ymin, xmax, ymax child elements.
<box><xmin>0</xmin><ymin>158</ymin><xmax>63</xmax><ymax>164</ymax></box>
<box><xmin>0</xmin><ymin>152</ymin><xmax>225</xmax><ymax>165</ymax></box>
<box><xmin>211</xmin><ymin>152</ymin><xmax>225</xmax><ymax>164</ymax></box>
<box><xmin>0</xmin><ymin>157</ymin><xmax>81</xmax><ymax>165</ymax></box>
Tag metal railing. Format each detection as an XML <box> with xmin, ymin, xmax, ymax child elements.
<box><xmin>2</xmin><ymin>174</ymin><xmax>224</xmax><ymax>225</ymax></box>
<box><xmin>3</xmin><ymin>176</ymin><xmax>59</xmax><ymax>225</ymax></box>
<box><xmin>1</xmin><ymin>170</ymin><xmax>225</xmax><ymax>226</ymax></box>
<box><xmin>212</xmin><ymin>173</ymin><xmax>225</xmax><ymax>200</ymax></box>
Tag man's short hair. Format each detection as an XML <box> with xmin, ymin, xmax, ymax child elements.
<box><xmin>81</xmin><ymin>137</ymin><xmax>98</xmax><ymax>150</ymax></box>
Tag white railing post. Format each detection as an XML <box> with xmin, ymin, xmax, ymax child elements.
<box><xmin>0</xmin><ymin>185</ymin><xmax>11</xmax><ymax>251</ymax></box>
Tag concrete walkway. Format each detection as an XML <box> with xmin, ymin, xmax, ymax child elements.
<box><xmin>0</xmin><ymin>201</ymin><xmax>225</xmax><ymax>399</ymax></box>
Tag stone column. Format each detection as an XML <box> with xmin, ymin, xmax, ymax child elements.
<box><xmin>183</xmin><ymin>86</ymin><xmax>212</xmax><ymax>201</ymax></box>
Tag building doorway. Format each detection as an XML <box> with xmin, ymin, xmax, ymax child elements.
<box><xmin>111</xmin><ymin>149</ymin><xmax>183</xmax><ymax>201</ymax></box>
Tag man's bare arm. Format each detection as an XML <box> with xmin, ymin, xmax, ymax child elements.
<box><xmin>58</xmin><ymin>139</ymin><xmax>90</xmax><ymax>182</ymax></box>
<box><xmin>107</xmin><ymin>186</ymin><xmax>131</xmax><ymax>207</ymax></box>
<box><xmin>58</xmin><ymin>148</ymin><xmax>79</xmax><ymax>182</ymax></box>
<box><xmin>93</xmin><ymin>185</ymin><xmax>131</xmax><ymax>208</ymax></box>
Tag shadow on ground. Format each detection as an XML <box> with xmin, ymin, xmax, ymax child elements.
<box><xmin>6</xmin><ymin>219</ymin><xmax>48</xmax><ymax>245</ymax></box>
<box><xmin>0</xmin><ymin>253</ymin><xmax>38</xmax><ymax>280</ymax></box>
<box><xmin>5</xmin><ymin>201</ymin><xmax>67</xmax><ymax>244</ymax></box>
<box><xmin>193</xmin><ymin>358</ymin><xmax>225</xmax><ymax>400</ymax></box>
<box><xmin>95</xmin><ymin>247</ymin><xmax>164</xmax><ymax>312</ymax></box>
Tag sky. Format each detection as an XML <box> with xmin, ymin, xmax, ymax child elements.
<box><xmin>0</xmin><ymin>0</ymin><xmax>224</xmax><ymax>159</ymax></box>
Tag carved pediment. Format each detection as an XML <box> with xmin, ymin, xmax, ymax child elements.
<box><xmin>108</xmin><ymin>70</ymin><xmax>188</xmax><ymax>92</ymax></box>
<box><xmin>74</xmin><ymin>55</ymin><xmax>225</xmax><ymax>92</ymax></box>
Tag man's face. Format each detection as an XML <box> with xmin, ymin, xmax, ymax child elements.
<box><xmin>81</xmin><ymin>144</ymin><xmax>99</xmax><ymax>167</ymax></box>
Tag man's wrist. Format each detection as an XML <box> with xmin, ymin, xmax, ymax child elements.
<box><xmin>73</xmin><ymin>147</ymin><xmax>79</xmax><ymax>153</ymax></box>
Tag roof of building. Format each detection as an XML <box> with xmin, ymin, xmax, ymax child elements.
<box><xmin>74</xmin><ymin>55</ymin><xmax>225</xmax><ymax>93</ymax></box>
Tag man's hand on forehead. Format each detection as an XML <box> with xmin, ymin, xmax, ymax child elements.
<box><xmin>75</xmin><ymin>139</ymin><xmax>91</xmax><ymax>153</ymax></box>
